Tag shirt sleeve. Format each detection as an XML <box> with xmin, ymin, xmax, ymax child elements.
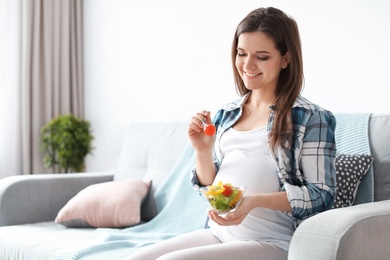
<box><xmin>191</xmin><ymin>160</ymin><xmax>220</xmax><ymax>192</ymax></box>
<box><xmin>283</xmin><ymin>110</ymin><xmax>337</xmax><ymax>222</ymax></box>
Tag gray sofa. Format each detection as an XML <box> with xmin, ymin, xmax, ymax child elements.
<box><xmin>0</xmin><ymin>114</ymin><xmax>389</xmax><ymax>260</ymax></box>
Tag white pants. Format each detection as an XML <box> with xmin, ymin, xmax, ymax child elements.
<box><xmin>127</xmin><ymin>229</ymin><xmax>288</xmax><ymax>260</ymax></box>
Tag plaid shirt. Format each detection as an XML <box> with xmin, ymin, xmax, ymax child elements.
<box><xmin>192</xmin><ymin>93</ymin><xmax>337</xmax><ymax>227</ymax></box>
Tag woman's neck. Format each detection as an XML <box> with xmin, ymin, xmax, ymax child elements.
<box><xmin>247</xmin><ymin>90</ymin><xmax>275</xmax><ymax>108</ymax></box>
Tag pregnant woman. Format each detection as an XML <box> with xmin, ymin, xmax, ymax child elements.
<box><xmin>128</xmin><ymin>6</ymin><xmax>336</xmax><ymax>260</ymax></box>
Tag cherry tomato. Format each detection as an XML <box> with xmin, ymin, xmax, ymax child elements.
<box><xmin>204</xmin><ymin>124</ymin><xmax>216</xmax><ymax>136</ymax></box>
<box><xmin>222</xmin><ymin>185</ymin><xmax>233</xmax><ymax>197</ymax></box>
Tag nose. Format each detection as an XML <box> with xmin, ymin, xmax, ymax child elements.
<box><xmin>242</xmin><ymin>55</ymin><xmax>257</xmax><ymax>71</ymax></box>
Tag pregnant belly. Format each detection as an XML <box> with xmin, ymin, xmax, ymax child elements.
<box><xmin>214</xmin><ymin>150</ymin><xmax>280</xmax><ymax>195</ymax></box>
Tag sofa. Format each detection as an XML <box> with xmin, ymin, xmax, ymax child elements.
<box><xmin>0</xmin><ymin>113</ymin><xmax>389</xmax><ymax>260</ymax></box>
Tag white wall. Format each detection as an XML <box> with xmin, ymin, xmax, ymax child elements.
<box><xmin>84</xmin><ymin>0</ymin><xmax>390</xmax><ymax>172</ymax></box>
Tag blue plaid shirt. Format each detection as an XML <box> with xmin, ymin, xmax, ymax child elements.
<box><xmin>192</xmin><ymin>93</ymin><xmax>337</xmax><ymax>227</ymax></box>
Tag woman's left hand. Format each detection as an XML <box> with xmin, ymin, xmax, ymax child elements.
<box><xmin>208</xmin><ymin>196</ymin><xmax>254</xmax><ymax>226</ymax></box>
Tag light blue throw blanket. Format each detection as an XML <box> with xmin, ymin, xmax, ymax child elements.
<box><xmin>51</xmin><ymin>144</ymin><xmax>208</xmax><ymax>260</ymax></box>
<box><xmin>334</xmin><ymin>113</ymin><xmax>373</xmax><ymax>205</ymax></box>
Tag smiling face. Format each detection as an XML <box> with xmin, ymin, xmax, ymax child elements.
<box><xmin>235</xmin><ymin>31</ymin><xmax>288</xmax><ymax>94</ymax></box>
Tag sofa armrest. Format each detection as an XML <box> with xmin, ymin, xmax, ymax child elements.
<box><xmin>0</xmin><ymin>172</ymin><xmax>114</xmax><ymax>226</ymax></box>
<box><xmin>288</xmin><ymin>200</ymin><xmax>390</xmax><ymax>260</ymax></box>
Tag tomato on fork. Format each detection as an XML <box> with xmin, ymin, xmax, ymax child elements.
<box><xmin>204</xmin><ymin>124</ymin><xmax>216</xmax><ymax>136</ymax></box>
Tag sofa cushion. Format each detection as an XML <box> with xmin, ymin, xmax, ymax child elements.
<box><xmin>369</xmin><ymin>114</ymin><xmax>390</xmax><ymax>201</ymax></box>
<box><xmin>0</xmin><ymin>222</ymin><xmax>95</xmax><ymax>259</ymax></box>
<box><xmin>114</xmin><ymin>122</ymin><xmax>189</xmax><ymax>221</ymax></box>
<box><xmin>333</xmin><ymin>153</ymin><xmax>374</xmax><ymax>208</ymax></box>
<box><xmin>55</xmin><ymin>179</ymin><xmax>150</xmax><ymax>228</ymax></box>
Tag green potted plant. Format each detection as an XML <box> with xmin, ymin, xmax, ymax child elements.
<box><xmin>40</xmin><ymin>114</ymin><xmax>94</xmax><ymax>173</ymax></box>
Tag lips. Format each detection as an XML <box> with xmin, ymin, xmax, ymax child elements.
<box><xmin>244</xmin><ymin>72</ymin><xmax>262</xmax><ymax>77</ymax></box>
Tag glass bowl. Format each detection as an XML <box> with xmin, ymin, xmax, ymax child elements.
<box><xmin>200</xmin><ymin>184</ymin><xmax>246</xmax><ymax>213</ymax></box>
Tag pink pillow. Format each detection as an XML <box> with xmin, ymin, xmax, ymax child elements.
<box><xmin>55</xmin><ymin>179</ymin><xmax>151</xmax><ymax>228</ymax></box>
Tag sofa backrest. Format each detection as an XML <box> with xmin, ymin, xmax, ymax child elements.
<box><xmin>115</xmin><ymin>114</ymin><xmax>389</xmax><ymax>221</ymax></box>
<box><xmin>114</xmin><ymin>121</ymin><xmax>189</xmax><ymax>221</ymax></box>
<box><xmin>369</xmin><ymin>114</ymin><xmax>390</xmax><ymax>201</ymax></box>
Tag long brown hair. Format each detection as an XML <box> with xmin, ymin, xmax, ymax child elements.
<box><xmin>231</xmin><ymin>7</ymin><xmax>304</xmax><ymax>148</ymax></box>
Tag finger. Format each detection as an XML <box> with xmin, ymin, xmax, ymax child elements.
<box><xmin>190</xmin><ymin>112</ymin><xmax>206</xmax><ymax>130</ymax></box>
<box><xmin>188</xmin><ymin>120</ymin><xmax>202</xmax><ymax>133</ymax></box>
<box><xmin>199</xmin><ymin>110</ymin><xmax>212</xmax><ymax>120</ymax></box>
<box><xmin>209</xmin><ymin>211</ymin><xmax>227</xmax><ymax>226</ymax></box>
<box><xmin>187</xmin><ymin>125</ymin><xmax>200</xmax><ymax>136</ymax></box>
<box><xmin>190</xmin><ymin>111</ymin><xmax>209</xmax><ymax>130</ymax></box>
<box><xmin>203</xmin><ymin>111</ymin><xmax>213</xmax><ymax>125</ymax></box>
<box><xmin>199</xmin><ymin>110</ymin><xmax>213</xmax><ymax>125</ymax></box>
<box><xmin>224</xmin><ymin>212</ymin><xmax>235</xmax><ymax>221</ymax></box>
<box><xmin>208</xmin><ymin>211</ymin><xmax>219</xmax><ymax>221</ymax></box>
<box><xmin>201</xmin><ymin>110</ymin><xmax>210</xmax><ymax>117</ymax></box>
<box><xmin>195</xmin><ymin>111</ymin><xmax>208</xmax><ymax>123</ymax></box>
<box><xmin>209</xmin><ymin>216</ymin><xmax>223</xmax><ymax>226</ymax></box>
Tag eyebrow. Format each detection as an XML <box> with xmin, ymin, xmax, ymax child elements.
<box><xmin>237</xmin><ymin>47</ymin><xmax>271</xmax><ymax>54</ymax></box>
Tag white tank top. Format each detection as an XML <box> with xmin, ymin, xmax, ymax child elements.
<box><xmin>209</xmin><ymin>126</ymin><xmax>294</xmax><ymax>251</ymax></box>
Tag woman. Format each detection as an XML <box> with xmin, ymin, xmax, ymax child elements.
<box><xmin>129</xmin><ymin>6</ymin><xmax>336</xmax><ymax>260</ymax></box>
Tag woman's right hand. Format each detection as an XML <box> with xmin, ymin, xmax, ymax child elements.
<box><xmin>187</xmin><ymin>110</ymin><xmax>215</xmax><ymax>152</ymax></box>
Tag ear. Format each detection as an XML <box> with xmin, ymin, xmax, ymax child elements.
<box><xmin>282</xmin><ymin>52</ymin><xmax>290</xmax><ymax>69</ymax></box>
